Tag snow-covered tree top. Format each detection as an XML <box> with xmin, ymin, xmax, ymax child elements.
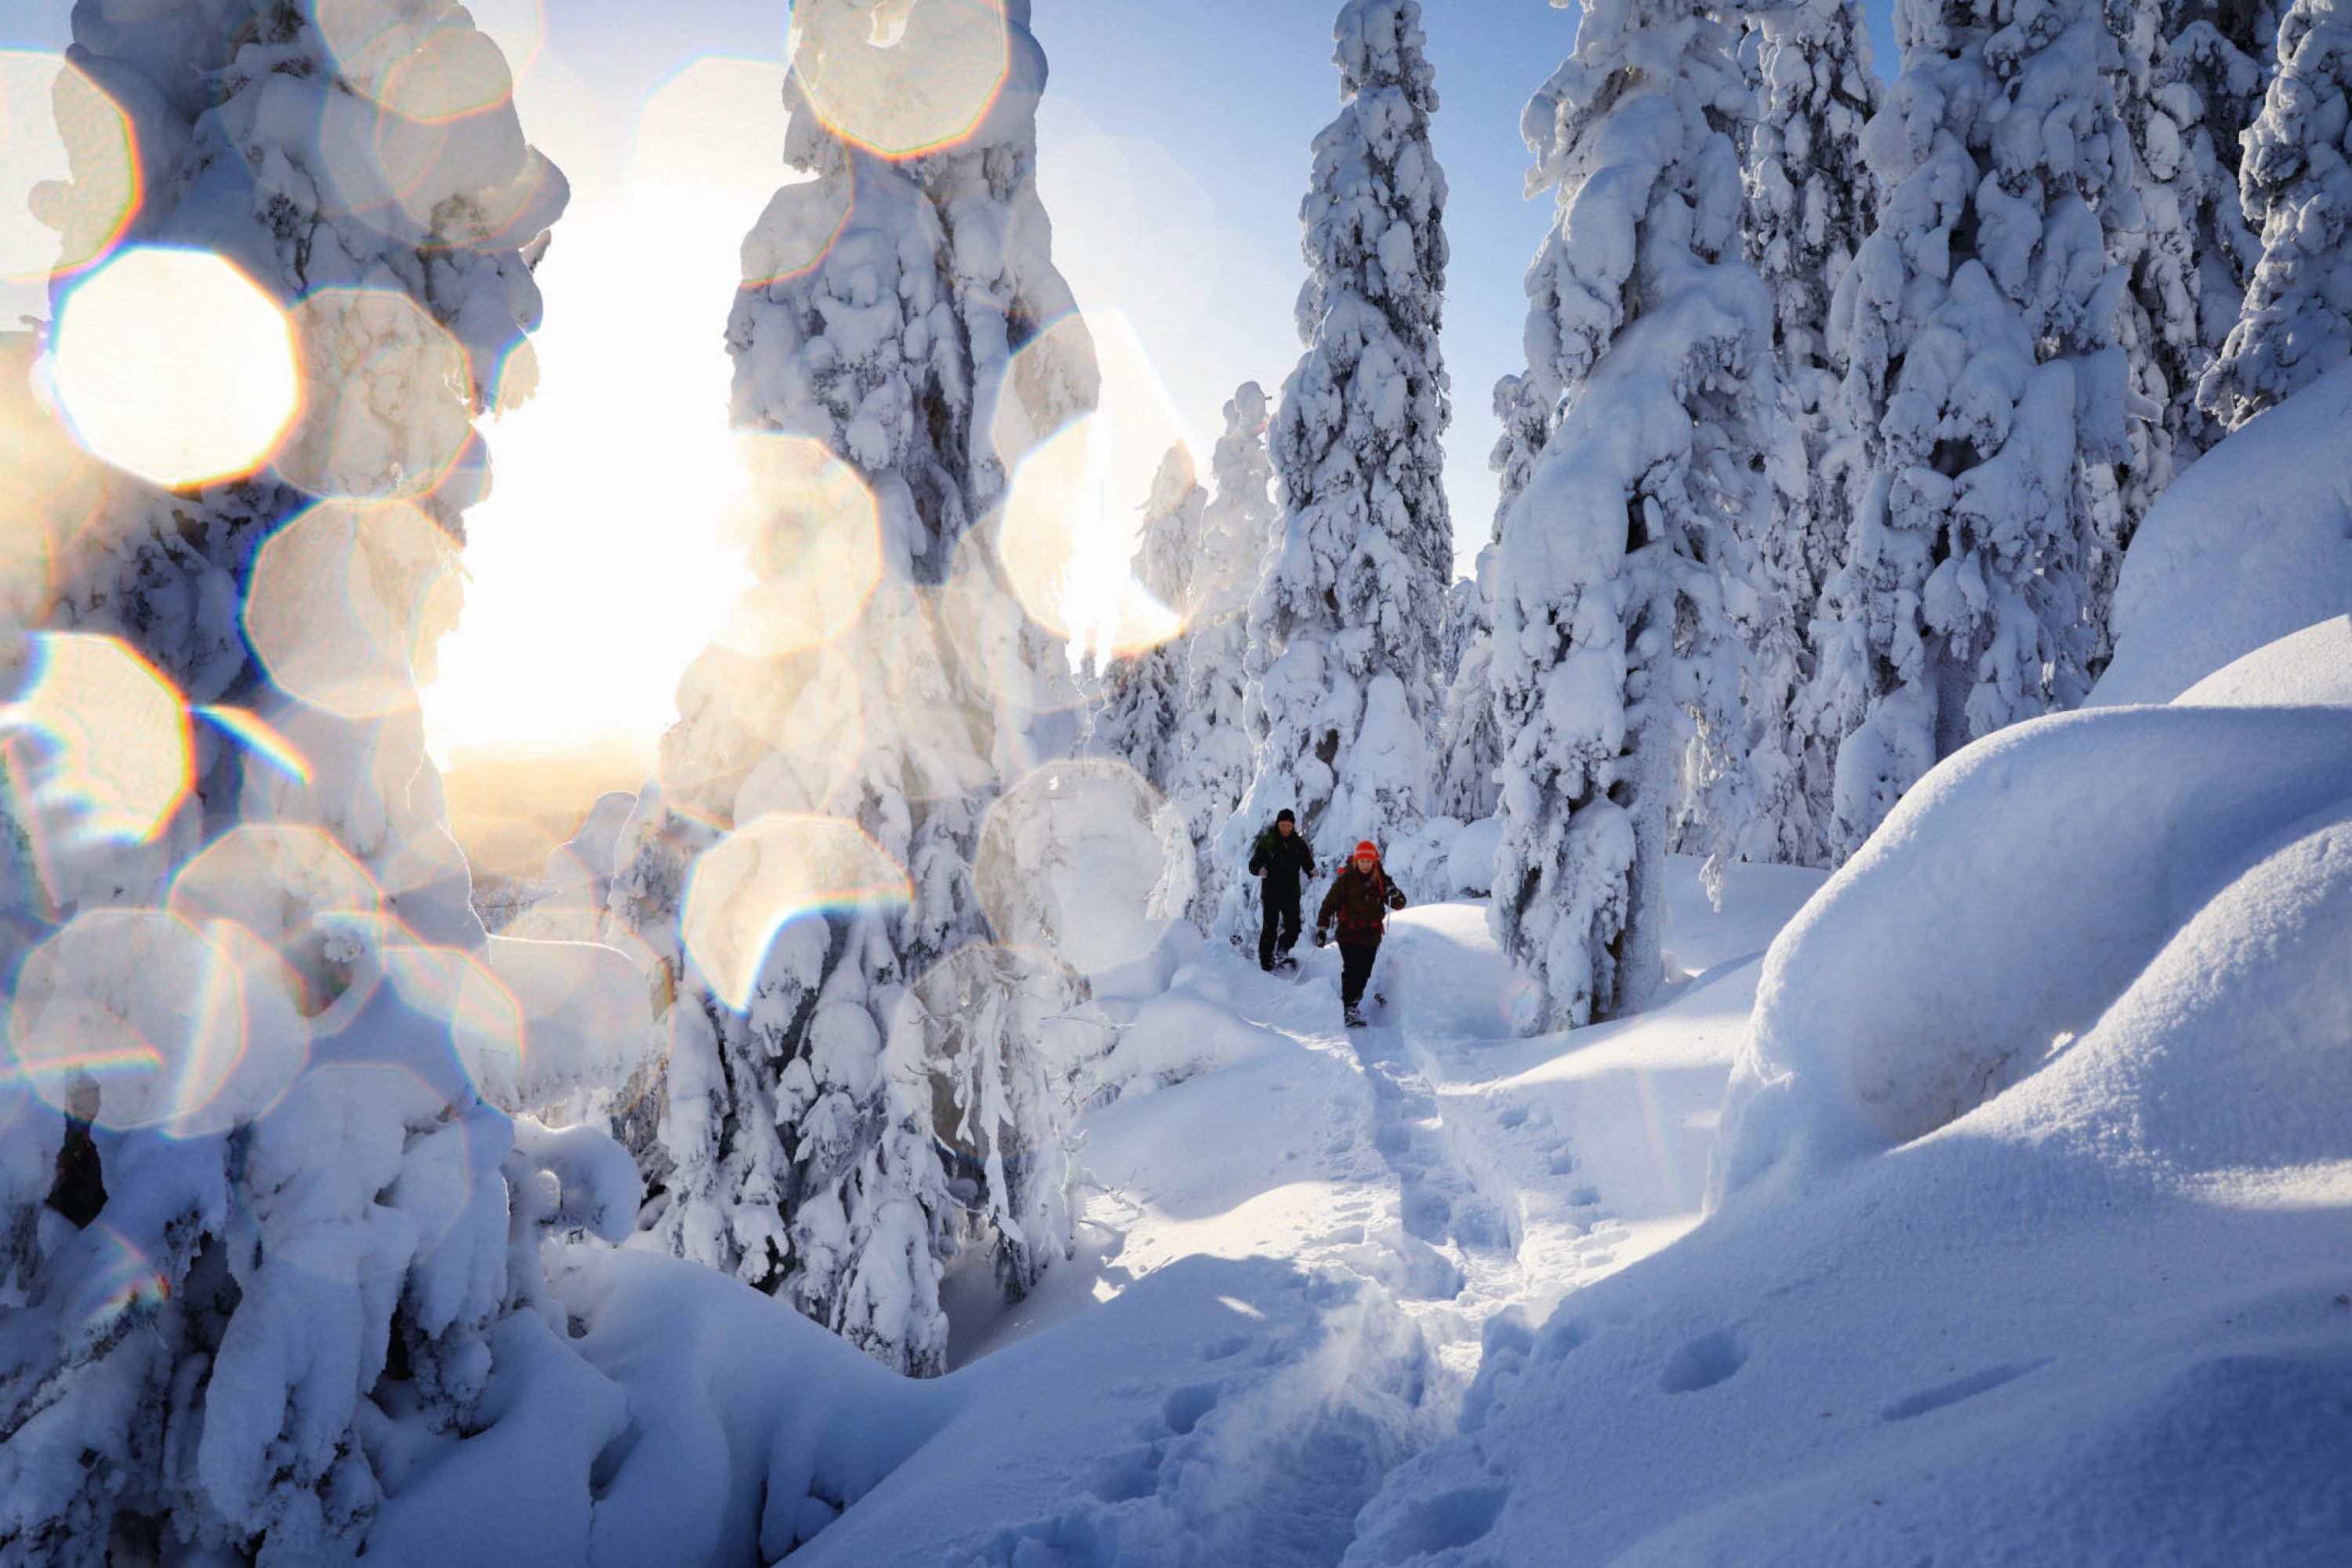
<box><xmin>1230</xmin><ymin>0</ymin><xmax>1451</xmax><ymax>871</ymax></box>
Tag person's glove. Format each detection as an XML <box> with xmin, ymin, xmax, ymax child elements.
<box><xmin>1387</xmin><ymin>890</ymin><xmax>1406</xmax><ymax>911</ymax></box>
<box><xmin>1312</xmin><ymin>927</ymin><xmax>1330</xmax><ymax>949</ymax></box>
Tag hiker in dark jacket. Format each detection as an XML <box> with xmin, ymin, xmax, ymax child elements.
<box><xmin>1314</xmin><ymin>840</ymin><xmax>1407</xmax><ymax>1027</ymax></box>
<box><xmin>1247</xmin><ymin>808</ymin><xmax>1315</xmax><ymax>972</ymax></box>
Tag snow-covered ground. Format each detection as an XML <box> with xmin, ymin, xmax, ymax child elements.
<box><xmin>403</xmin><ymin>859</ymin><xmax>1815</xmax><ymax>1566</ymax></box>
<box><xmin>395</xmin><ymin>368</ymin><xmax>2352</xmax><ymax>1566</ymax></box>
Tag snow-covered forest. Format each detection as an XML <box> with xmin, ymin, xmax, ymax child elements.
<box><xmin>1</xmin><ymin>0</ymin><xmax>2347</xmax><ymax>1563</ymax></box>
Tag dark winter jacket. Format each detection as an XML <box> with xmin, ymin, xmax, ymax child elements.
<box><xmin>1248</xmin><ymin>826</ymin><xmax>1315</xmax><ymax>901</ymax></box>
<box><xmin>1318</xmin><ymin>866</ymin><xmax>1406</xmax><ymax>945</ymax></box>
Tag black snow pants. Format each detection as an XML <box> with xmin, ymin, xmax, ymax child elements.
<box><xmin>1339</xmin><ymin>940</ymin><xmax>1379</xmax><ymax>1008</ymax></box>
<box><xmin>1260</xmin><ymin>886</ymin><xmax>1303</xmax><ymax>970</ymax></box>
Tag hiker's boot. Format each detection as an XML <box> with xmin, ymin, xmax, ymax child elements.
<box><xmin>1343</xmin><ymin>1004</ymin><xmax>1366</xmax><ymax>1029</ymax></box>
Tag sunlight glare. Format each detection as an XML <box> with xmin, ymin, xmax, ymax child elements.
<box><xmin>421</xmin><ymin>56</ymin><xmax>787</xmax><ymax>770</ymax></box>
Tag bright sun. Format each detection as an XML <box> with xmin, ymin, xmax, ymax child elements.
<box><xmin>421</xmin><ymin>47</ymin><xmax>1200</xmax><ymax>829</ymax></box>
<box><xmin>419</xmin><ymin>56</ymin><xmax>782</xmax><ymax>777</ymax></box>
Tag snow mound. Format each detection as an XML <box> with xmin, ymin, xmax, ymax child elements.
<box><xmin>2092</xmin><ymin>361</ymin><xmax>2352</xmax><ymax>707</ymax></box>
<box><xmin>1090</xmin><ymin>985</ymin><xmax>1293</xmax><ymax>1105</ymax></box>
<box><xmin>1443</xmin><ymin>815</ymin><xmax>1501</xmax><ymax>898</ymax></box>
<box><xmin>1347</xmin><ymin>702</ymin><xmax>2352</xmax><ymax>1563</ymax></box>
<box><xmin>1714</xmin><ymin>703</ymin><xmax>2352</xmax><ymax>1192</ymax></box>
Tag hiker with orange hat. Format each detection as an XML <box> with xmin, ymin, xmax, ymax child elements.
<box><xmin>1313</xmin><ymin>840</ymin><xmax>1408</xmax><ymax>1029</ymax></box>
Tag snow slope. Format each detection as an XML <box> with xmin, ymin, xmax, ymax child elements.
<box><xmin>1349</xmin><ymin>711</ymin><xmax>2352</xmax><ymax>1563</ymax></box>
<box><xmin>1341</xmin><ymin>376</ymin><xmax>2352</xmax><ymax>1566</ymax></box>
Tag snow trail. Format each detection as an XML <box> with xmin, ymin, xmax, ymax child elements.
<box><xmin>779</xmin><ymin>862</ymin><xmax>1822</xmax><ymax>1563</ymax></box>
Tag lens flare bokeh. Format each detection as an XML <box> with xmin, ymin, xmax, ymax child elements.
<box><xmin>682</xmin><ymin>813</ymin><xmax>913</xmax><ymax>1011</ymax></box>
<box><xmin>478</xmin><ymin>934</ymin><xmax>657</xmax><ymax>1116</ymax></box>
<box><xmin>633</xmin><ymin>53</ymin><xmax>844</xmax><ymax>290</ymax></box>
<box><xmin>384</xmin><ymin>941</ymin><xmax>528</xmax><ymax>1105</ymax></box>
<box><xmin>313</xmin><ymin>0</ymin><xmax>524</xmax><ymax>122</ymax></box>
<box><xmin>69</xmin><ymin>1224</ymin><xmax>172</xmax><ymax>1343</ymax></box>
<box><xmin>0</xmin><ymin>50</ymin><xmax>140</xmax><ymax>286</ymax></box>
<box><xmin>278</xmin><ymin>287</ymin><xmax>475</xmax><ymax>502</ymax></box>
<box><xmin>6</xmin><ymin>909</ymin><xmax>308</xmax><ymax>1138</ymax></box>
<box><xmin>1</xmin><ymin>632</ymin><xmax>194</xmax><ymax>846</ymax></box>
<box><xmin>790</xmin><ymin>0</ymin><xmax>1013</xmax><ymax>160</ymax></box>
<box><xmin>462</xmin><ymin>0</ymin><xmax>550</xmax><ymax>82</ymax></box>
<box><xmin>990</xmin><ymin>310</ymin><xmax>1194</xmax><ymax>662</ymax></box>
<box><xmin>656</xmin><ymin>639</ymin><xmax>876</xmax><ymax>832</ymax></box>
<box><xmin>310</xmin><ymin>0</ymin><xmax>561</xmax><ymax>251</ymax></box>
<box><xmin>245</xmin><ymin>499</ymin><xmax>463</xmax><ymax>720</ymax></box>
<box><xmin>166</xmin><ymin>826</ymin><xmax>390</xmax><ymax>1020</ymax></box>
<box><xmin>739</xmin><ymin>169</ymin><xmax>855</xmax><ymax>290</ymax></box>
<box><xmin>46</xmin><ymin>247</ymin><xmax>302</xmax><ymax>489</ymax></box>
<box><xmin>0</xmin><ymin>337</ymin><xmax>107</xmax><ymax>622</ymax></box>
<box><xmin>197</xmin><ymin>706</ymin><xmax>315</xmax><ymax>788</ymax></box>
<box><xmin>710</xmin><ymin>432</ymin><xmax>886</xmax><ymax>659</ymax></box>
<box><xmin>975</xmin><ymin>757</ymin><xmax>1178</xmax><ymax>975</ymax></box>
<box><xmin>375</xmin><ymin>21</ymin><xmax>519</xmax><ymax>124</ymax></box>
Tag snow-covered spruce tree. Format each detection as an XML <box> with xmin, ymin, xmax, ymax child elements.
<box><xmin>1487</xmin><ymin>0</ymin><xmax>1775</xmax><ymax>1031</ymax></box>
<box><xmin>1167</xmin><ymin>383</ymin><xmax>1279</xmax><ymax>931</ymax></box>
<box><xmin>1439</xmin><ymin>573</ymin><xmax>1477</xmax><ymax>687</ymax></box>
<box><xmin>1432</xmin><ymin>554</ymin><xmax>1504</xmax><ymax>823</ymax></box>
<box><xmin>1813</xmin><ymin>0</ymin><xmax>2133</xmax><ymax>859</ymax></box>
<box><xmin>1740</xmin><ymin>0</ymin><xmax>1881</xmax><ymax>867</ymax></box>
<box><xmin>0</xmin><ymin>5</ymin><xmax>611</xmax><ymax>1560</ymax></box>
<box><xmin>607</xmin><ymin>0</ymin><xmax>1094</xmax><ymax>1374</ymax></box>
<box><xmin>2108</xmin><ymin>0</ymin><xmax>2276</xmax><ymax>506</ymax></box>
<box><xmin>1432</xmin><ymin>33</ymin><xmax>1617</xmax><ymax>837</ymax></box>
<box><xmin>1219</xmin><ymin>0</ymin><xmax>1451</xmax><ymax>931</ymax></box>
<box><xmin>1091</xmin><ymin>444</ymin><xmax>1206</xmax><ymax>793</ymax></box>
<box><xmin>2199</xmin><ymin>0</ymin><xmax>2352</xmax><ymax>426</ymax></box>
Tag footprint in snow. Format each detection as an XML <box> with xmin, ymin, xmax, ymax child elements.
<box><xmin>1660</xmin><ymin>1329</ymin><xmax>1749</xmax><ymax>1394</ymax></box>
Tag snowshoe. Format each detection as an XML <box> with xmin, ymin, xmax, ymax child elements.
<box><xmin>1275</xmin><ymin>954</ymin><xmax>1301</xmax><ymax>975</ymax></box>
<box><xmin>1344</xmin><ymin>1005</ymin><xmax>1367</xmax><ymax>1029</ymax></box>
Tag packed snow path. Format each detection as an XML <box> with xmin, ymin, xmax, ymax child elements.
<box><xmin>750</xmin><ymin>862</ymin><xmax>1827</xmax><ymax>1563</ymax></box>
